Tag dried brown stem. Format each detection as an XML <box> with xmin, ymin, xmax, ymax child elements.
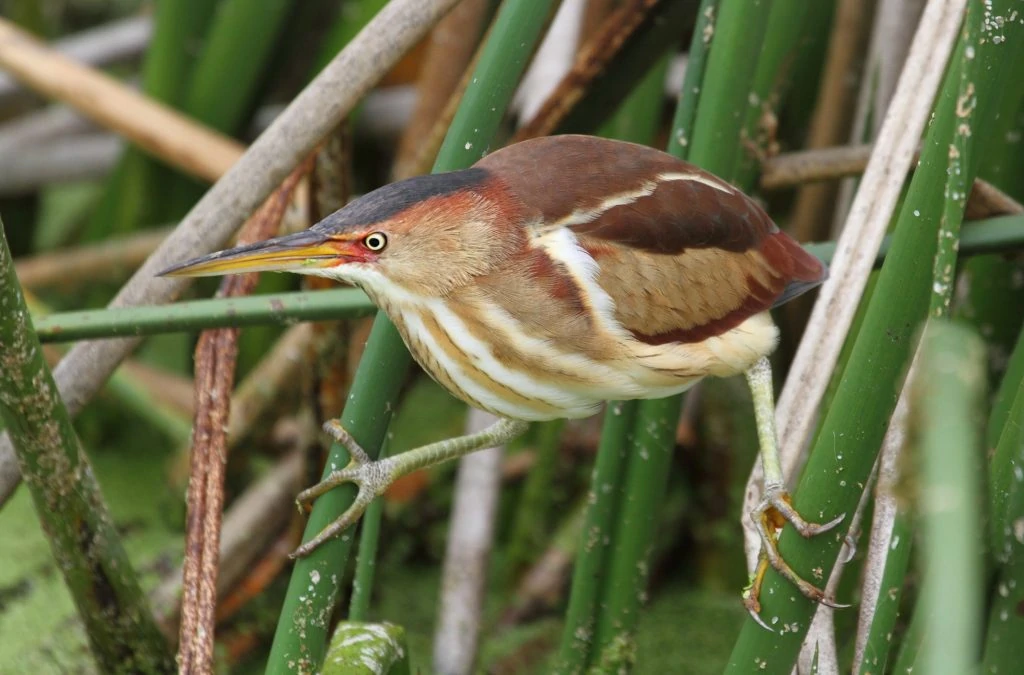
<box><xmin>0</xmin><ymin>14</ymin><xmax>151</xmax><ymax>107</ymax></box>
<box><xmin>512</xmin><ymin>0</ymin><xmax>660</xmax><ymax>142</ymax></box>
<box><xmin>761</xmin><ymin>144</ymin><xmax>1024</xmax><ymax>217</ymax></box>
<box><xmin>15</xmin><ymin>228</ymin><xmax>172</xmax><ymax>290</ymax></box>
<box><xmin>788</xmin><ymin>0</ymin><xmax>874</xmax><ymax>243</ymax></box>
<box><xmin>153</xmin><ymin>450</ymin><xmax>305</xmax><ymax>639</ymax></box>
<box><xmin>760</xmin><ymin>143</ymin><xmax>874</xmax><ymax>189</ymax></box>
<box><xmin>0</xmin><ymin>18</ymin><xmax>242</xmax><ymax>182</ymax></box>
<box><xmin>177</xmin><ymin>160</ymin><xmax>311</xmax><ymax>674</ymax></box>
<box><xmin>580</xmin><ymin>0</ymin><xmax>617</xmax><ymax>42</ymax></box>
<box><xmin>393</xmin><ymin>0</ymin><xmax>489</xmax><ymax>181</ymax></box>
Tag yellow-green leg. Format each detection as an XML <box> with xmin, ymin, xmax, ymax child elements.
<box><xmin>291</xmin><ymin>417</ymin><xmax>530</xmax><ymax>558</ymax></box>
<box><xmin>743</xmin><ymin>356</ymin><xmax>848</xmax><ymax>630</ymax></box>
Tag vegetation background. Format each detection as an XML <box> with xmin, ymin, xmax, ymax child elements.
<box><xmin>0</xmin><ymin>0</ymin><xmax>1022</xmax><ymax>673</ymax></box>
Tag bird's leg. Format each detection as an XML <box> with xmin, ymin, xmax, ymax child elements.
<box><xmin>290</xmin><ymin>417</ymin><xmax>530</xmax><ymax>558</ymax></box>
<box><xmin>742</xmin><ymin>356</ymin><xmax>847</xmax><ymax>627</ymax></box>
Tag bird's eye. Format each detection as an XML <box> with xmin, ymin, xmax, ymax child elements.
<box><xmin>363</xmin><ymin>232</ymin><xmax>388</xmax><ymax>252</ymax></box>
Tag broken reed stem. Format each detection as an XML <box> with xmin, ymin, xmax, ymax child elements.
<box><xmin>178</xmin><ymin>160</ymin><xmax>311</xmax><ymax>674</ymax></box>
<box><xmin>512</xmin><ymin>0</ymin><xmax>661</xmax><ymax>142</ymax></box>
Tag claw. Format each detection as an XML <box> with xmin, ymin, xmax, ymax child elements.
<box><xmin>743</xmin><ymin>556</ymin><xmax>774</xmax><ymax>632</ymax></box>
<box><xmin>288</xmin><ymin>422</ymin><xmax>395</xmax><ymax>559</ymax></box>
<box><xmin>744</xmin><ymin>487</ymin><xmax>849</xmax><ymax>627</ymax></box>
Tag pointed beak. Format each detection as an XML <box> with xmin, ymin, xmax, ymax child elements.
<box><xmin>158</xmin><ymin>229</ymin><xmax>363</xmax><ymax>278</ymax></box>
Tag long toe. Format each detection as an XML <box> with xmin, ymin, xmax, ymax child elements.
<box><xmin>750</xmin><ymin>498</ymin><xmax>849</xmax><ymax>612</ymax></box>
<box><xmin>764</xmin><ymin>489</ymin><xmax>846</xmax><ymax>538</ymax></box>
<box><xmin>291</xmin><ymin>456</ymin><xmax>397</xmax><ymax>557</ymax></box>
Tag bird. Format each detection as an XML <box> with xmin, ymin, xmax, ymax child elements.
<box><xmin>161</xmin><ymin>133</ymin><xmax>842</xmax><ymax>625</ymax></box>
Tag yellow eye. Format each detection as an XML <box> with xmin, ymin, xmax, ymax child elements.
<box><xmin>363</xmin><ymin>232</ymin><xmax>388</xmax><ymax>252</ymax></box>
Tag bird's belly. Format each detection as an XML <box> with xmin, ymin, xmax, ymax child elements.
<box><xmin>390</xmin><ymin>303</ymin><xmax>605</xmax><ymax>421</ymax></box>
<box><xmin>383</xmin><ymin>297</ymin><xmax>768</xmax><ymax>423</ymax></box>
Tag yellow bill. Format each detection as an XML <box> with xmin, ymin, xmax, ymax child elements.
<box><xmin>158</xmin><ymin>230</ymin><xmax>359</xmax><ymax>278</ymax></box>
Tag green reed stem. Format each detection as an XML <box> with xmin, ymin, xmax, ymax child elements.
<box><xmin>0</xmin><ymin>220</ymin><xmax>173</xmax><ymax>673</ymax></box>
<box><xmin>32</xmin><ymin>287</ymin><xmax>374</xmax><ymax>343</ymax></box>
<box><xmin>913</xmin><ymin>321</ymin><xmax>987</xmax><ymax>675</ymax></box>
<box><xmin>554</xmin><ymin>402</ymin><xmax>636</xmax><ymax>673</ymax></box>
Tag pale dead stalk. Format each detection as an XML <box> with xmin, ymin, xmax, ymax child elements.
<box><xmin>433</xmin><ymin>409</ymin><xmax>506</xmax><ymax>675</ymax></box>
<box><xmin>0</xmin><ymin>14</ymin><xmax>151</xmax><ymax>106</ymax></box>
<box><xmin>742</xmin><ymin>0</ymin><xmax>969</xmax><ymax>571</ymax></box>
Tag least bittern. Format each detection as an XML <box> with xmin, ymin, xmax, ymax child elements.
<box><xmin>162</xmin><ymin>134</ymin><xmax>841</xmax><ymax>624</ymax></box>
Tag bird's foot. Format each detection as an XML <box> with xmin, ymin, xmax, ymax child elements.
<box><xmin>289</xmin><ymin>420</ymin><xmax>395</xmax><ymax>558</ymax></box>
<box><xmin>743</xmin><ymin>487</ymin><xmax>849</xmax><ymax>630</ymax></box>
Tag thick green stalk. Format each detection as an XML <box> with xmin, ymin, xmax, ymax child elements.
<box><xmin>855</xmin><ymin>511</ymin><xmax>913</xmax><ymax>675</ymax></box>
<box><xmin>505</xmin><ymin>419</ymin><xmax>567</xmax><ymax>581</ymax></box>
<box><xmin>591</xmin><ymin>396</ymin><xmax>681</xmax><ymax>665</ymax></box>
<box><xmin>348</xmin><ymin>438</ymin><xmax>390</xmax><ymax>622</ymax></box>
<box><xmin>666</xmin><ymin>0</ymin><xmax>721</xmax><ymax>157</ymax></box>
<box><xmin>556</xmin><ymin>32</ymin><xmax>687</xmax><ymax>673</ymax></box>
<box><xmin>587</xmin><ymin>0</ymin><xmax>778</xmax><ymax>667</ymax></box>
<box><xmin>85</xmin><ymin>0</ymin><xmax>216</xmax><ymax>237</ymax></box>
<box><xmin>733</xmin><ymin>0</ymin><xmax>835</xmax><ymax>188</ymax></box>
<box><xmin>687</xmin><ymin>0</ymin><xmax>776</xmax><ymax>177</ymax></box>
<box><xmin>726</xmin><ymin>2</ymin><xmax>1021</xmax><ymax>670</ymax></box>
<box><xmin>265</xmin><ymin>1</ymin><xmax>557</xmax><ymax>671</ymax></box>
<box><xmin>167</xmin><ymin>0</ymin><xmax>298</xmax><ymax>217</ymax></box>
<box><xmin>913</xmin><ymin>321</ymin><xmax>987</xmax><ymax>675</ymax></box>
<box><xmin>32</xmin><ymin>287</ymin><xmax>375</xmax><ymax>343</ymax></box>
<box><xmin>887</xmin><ymin>31</ymin><xmax>983</xmax><ymax>675</ymax></box>
<box><xmin>982</xmin><ymin>504</ymin><xmax>1024</xmax><ymax>672</ymax></box>
<box><xmin>951</xmin><ymin>37</ymin><xmax>1024</xmax><ymax>384</ymax></box>
<box><xmin>858</xmin><ymin>7</ymin><xmax>982</xmax><ymax>668</ymax></box>
<box><xmin>554</xmin><ymin>401</ymin><xmax>636</xmax><ymax>673</ymax></box>
<box><xmin>182</xmin><ymin>0</ymin><xmax>296</xmax><ymax>135</ymax></box>
<box><xmin>347</xmin><ymin>495</ymin><xmax>384</xmax><ymax>622</ymax></box>
<box><xmin>0</xmin><ymin>220</ymin><xmax>173</xmax><ymax>673</ymax></box>
<box><xmin>989</xmin><ymin>350</ymin><xmax>1024</xmax><ymax>562</ymax></box>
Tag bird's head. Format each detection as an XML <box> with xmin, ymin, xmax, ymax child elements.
<box><xmin>160</xmin><ymin>169</ymin><xmax>519</xmax><ymax>298</ymax></box>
